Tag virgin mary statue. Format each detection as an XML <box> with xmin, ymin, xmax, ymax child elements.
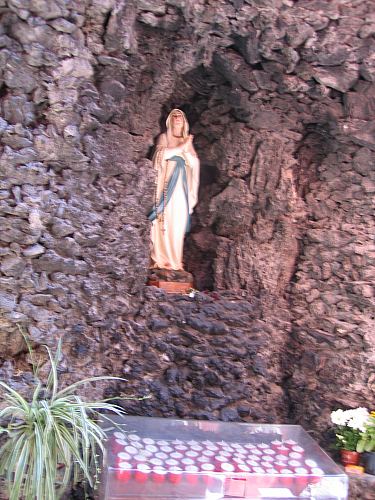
<box><xmin>148</xmin><ymin>109</ymin><xmax>200</xmax><ymax>271</ymax></box>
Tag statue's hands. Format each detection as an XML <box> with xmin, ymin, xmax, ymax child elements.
<box><xmin>183</xmin><ymin>135</ymin><xmax>194</xmax><ymax>153</ymax></box>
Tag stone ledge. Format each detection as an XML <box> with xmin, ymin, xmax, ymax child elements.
<box><xmin>349</xmin><ymin>471</ymin><xmax>375</xmax><ymax>500</ymax></box>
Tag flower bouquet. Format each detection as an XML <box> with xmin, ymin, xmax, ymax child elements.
<box><xmin>330</xmin><ymin>407</ymin><xmax>370</xmax><ymax>466</ymax></box>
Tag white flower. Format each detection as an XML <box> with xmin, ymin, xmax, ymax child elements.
<box><xmin>346</xmin><ymin>408</ymin><xmax>370</xmax><ymax>432</ymax></box>
<box><xmin>331</xmin><ymin>409</ymin><xmax>348</xmax><ymax>426</ymax></box>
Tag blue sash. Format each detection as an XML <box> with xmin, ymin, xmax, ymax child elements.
<box><xmin>148</xmin><ymin>155</ymin><xmax>190</xmax><ymax>233</ymax></box>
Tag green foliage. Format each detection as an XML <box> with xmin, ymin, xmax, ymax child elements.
<box><xmin>333</xmin><ymin>425</ymin><xmax>363</xmax><ymax>452</ymax></box>
<box><xmin>357</xmin><ymin>413</ymin><xmax>375</xmax><ymax>453</ymax></box>
<box><xmin>0</xmin><ymin>338</ymin><xmax>126</xmax><ymax>500</ymax></box>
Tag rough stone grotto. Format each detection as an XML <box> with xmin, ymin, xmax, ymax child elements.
<box><xmin>0</xmin><ymin>0</ymin><xmax>374</xmax><ymax>497</ymax></box>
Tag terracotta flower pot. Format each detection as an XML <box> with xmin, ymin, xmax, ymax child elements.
<box><xmin>340</xmin><ymin>449</ymin><xmax>360</xmax><ymax>466</ymax></box>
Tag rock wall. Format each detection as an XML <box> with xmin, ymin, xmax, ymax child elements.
<box><xmin>288</xmin><ymin>136</ymin><xmax>375</xmax><ymax>437</ymax></box>
<box><xmin>0</xmin><ymin>0</ymin><xmax>374</xmax><ymax>467</ymax></box>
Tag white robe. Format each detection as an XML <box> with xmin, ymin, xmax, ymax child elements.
<box><xmin>150</xmin><ymin>149</ymin><xmax>200</xmax><ymax>270</ymax></box>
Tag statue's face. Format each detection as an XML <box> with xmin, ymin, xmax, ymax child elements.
<box><xmin>171</xmin><ymin>113</ymin><xmax>183</xmax><ymax>126</ymax></box>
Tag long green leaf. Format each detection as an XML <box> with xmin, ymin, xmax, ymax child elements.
<box><xmin>0</xmin><ymin>381</ymin><xmax>30</xmax><ymax>415</ymax></box>
<box><xmin>46</xmin><ymin>338</ymin><xmax>62</xmax><ymax>401</ymax></box>
<box><xmin>33</xmin><ymin>409</ymin><xmax>46</xmax><ymax>499</ymax></box>
<box><xmin>9</xmin><ymin>437</ymin><xmax>30</xmax><ymax>500</ymax></box>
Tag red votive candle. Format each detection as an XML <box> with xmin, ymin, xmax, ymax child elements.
<box><xmin>219</xmin><ymin>450</ymin><xmax>232</xmax><ymax>458</ymax></box>
<box><xmin>291</xmin><ymin>445</ymin><xmax>304</xmax><ymax>454</ymax></box>
<box><xmin>305</xmin><ymin>459</ymin><xmax>318</xmax><ymax>468</ymax></box>
<box><xmin>128</xmin><ymin>434</ymin><xmax>141</xmax><ymax>442</ymax></box>
<box><xmin>133</xmin><ymin>454</ymin><xmax>148</xmax><ymax>466</ymax></box>
<box><xmin>116</xmin><ymin>451</ymin><xmax>132</xmax><ymax>465</ymax></box>
<box><xmin>237</xmin><ymin>463</ymin><xmax>251</xmax><ymax>476</ymax></box>
<box><xmin>160</xmin><ymin>445</ymin><xmax>173</xmax><ymax>454</ymax></box>
<box><xmin>155</xmin><ymin>452</ymin><xmax>168</xmax><ymax>461</ymax></box>
<box><xmin>266</xmin><ymin>467</ymin><xmax>278</xmax><ymax>474</ymax></box>
<box><xmin>244</xmin><ymin>443</ymin><xmax>256</xmax><ymax>450</ymax></box>
<box><xmin>257</xmin><ymin>443</ymin><xmax>269</xmax><ymax>450</ymax></box>
<box><xmin>293</xmin><ymin>467</ymin><xmax>309</xmax><ymax>495</ymax></box>
<box><xmin>175</xmin><ymin>444</ymin><xmax>188</xmax><ymax>452</ymax></box>
<box><xmin>219</xmin><ymin>462</ymin><xmax>235</xmax><ymax>474</ymax></box>
<box><xmin>202</xmin><ymin>449</ymin><xmax>215</xmax><ymax>459</ymax></box>
<box><xmin>201</xmin><ymin>462</ymin><xmax>216</xmax><ymax>472</ymax></box>
<box><xmin>247</xmin><ymin>459</ymin><xmax>260</xmax><ymax>468</ymax></box>
<box><xmin>145</xmin><ymin>444</ymin><xmax>158</xmax><ymax>454</ymax></box>
<box><xmin>275</xmin><ymin>454</ymin><xmax>288</xmax><ymax>462</ymax></box>
<box><xmin>168</xmin><ymin>466</ymin><xmax>183</xmax><ymax>484</ymax></box>
<box><xmin>261</xmin><ymin>461</ymin><xmax>274</xmax><ymax>469</ymax></box>
<box><xmin>142</xmin><ymin>437</ymin><xmax>155</xmax><ymax>445</ymax></box>
<box><xmin>217</xmin><ymin>440</ymin><xmax>228</xmax><ymax>448</ymax></box>
<box><xmin>280</xmin><ymin>468</ymin><xmax>294</xmax><ymax>487</ymax></box>
<box><xmin>112</xmin><ymin>438</ymin><xmax>127</xmax><ymax>454</ymax></box>
<box><xmin>253</xmin><ymin>466</ymin><xmax>266</xmax><ymax>474</ymax></box>
<box><xmin>263</xmin><ymin>449</ymin><xmax>276</xmax><ymax>456</ymax></box>
<box><xmin>190</xmin><ymin>444</ymin><xmax>203</xmax><ymax>452</ymax></box>
<box><xmin>206</xmin><ymin>444</ymin><xmax>219</xmax><ymax>452</ymax></box>
<box><xmin>247</xmin><ymin>454</ymin><xmax>261</xmax><ymax>462</ymax></box>
<box><xmin>157</xmin><ymin>440</ymin><xmax>169</xmax><ymax>446</ymax></box>
<box><xmin>149</xmin><ymin>458</ymin><xmax>164</xmax><ymax>468</ymax></box>
<box><xmin>165</xmin><ymin>458</ymin><xmax>179</xmax><ymax>468</ymax></box>
<box><xmin>289</xmin><ymin>459</ymin><xmax>302</xmax><ymax>468</ymax></box>
<box><xmin>222</xmin><ymin>445</ymin><xmax>234</xmax><ymax>453</ymax></box>
<box><xmin>284</xmin><ymin>439</ymin><xmax>297</xmax><ymax>448</ymax></box>
<box><xmin>310</xmin><ymin>467</ymin><xmax>324</xmax><ymax>484</ymax></box>
<box><xmin>252</xmin><ymin>465</ymin><xmax>266</xmax><ymax>488</ymax></box>
<box><xmin>113</xmin><ymin>431</ymin><xmax>127</xmax><ymax>440</ymax></box>
<box><xmin>172</xmin><ymin>439</ymin><xmax>183</xmax><ymax>445</ymax></box>
<box><xmin>139</xmin><ymin>449</ymin><xmax>153</xmax><ymax>458</ymax></box>
<box><xmin>274</xmin><ymin>461</ymin><xmax>288</xmax><ymax>472</ymax></box>
<box><xmin>271</xmin><ymin>440</ymin><xmax>283</xmax><ymax>450</ymax></box>
<box><xmin>215</xmin><ymin>456</ymin><xmax>228</xmax><ymax>469</ymax></box>
<box><xmin>201</xmin><ymin>462</ymin><xmax>216</xmax><ymax>485</ymax></box>
<box><xmin>289</xmin><ymin>451</ymin><xmax>303</xmax><ymax>461</ymax></box>
<box><xmin>152</xmin><ymin>467</ymin><xmax>167</xmax><ymax>484</ymax></box>
<box><xmin>170</xmin><ymin>451</ymin><xmax>184</xmax><ymax>461</ymax></box>
<box><xmin>135</xmin><ymin>463</ymin><xmax>150</xmax><ymax>483</ymax></box>
<box><xmin>184</xmin><ymin>464</ymin><xmax>199</xmax><ymax>484</ymax></box>
<box><xmin>124</xmin><ymin>445</ymin><xmax>138</xmax><ymax>456</ymax></box>
<box><xmin>116</xmin><ymin>461</ymin><xmax>132</xmax><ymax>482</ymax></box>
<box><xmin>181</xmin><ymin>457</ymin><xmax>195</xmax><ymax>467</ymax></box>
<box><xmin>276</xmin><ymin>445</ymin><xmax>289</xmax><ymax>456</ymax></box>
<box><xmin>185</xmin><ymin>450</ymin><xmax>199</xmax><ymax>459</ymax></box>
<box><xmin>196</xmin><ymin>456</ymin><xmax>210</xmax><ymax>465</ymax></box>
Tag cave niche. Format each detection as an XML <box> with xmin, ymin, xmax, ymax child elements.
<box><xmin>93</xmin><ymin>21</ymin><xmax>305</xmax><ymax>300</ymax></box>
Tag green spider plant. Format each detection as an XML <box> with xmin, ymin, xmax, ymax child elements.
<box><xmin>0</xmin><ymin>338</ymin><xmax>126</xmax><ymax>500</ymax></box>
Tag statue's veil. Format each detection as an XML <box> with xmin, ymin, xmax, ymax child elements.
<box><xmin>166</xmin><ymin>109</ymin><xmax>189</xmax><ymax>141</ymax></box>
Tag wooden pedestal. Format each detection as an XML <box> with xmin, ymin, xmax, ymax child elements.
<box><xmin>147</xmin><ymin>280</ymin><xmax>193</xmax><ymax>294</ymax></box>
